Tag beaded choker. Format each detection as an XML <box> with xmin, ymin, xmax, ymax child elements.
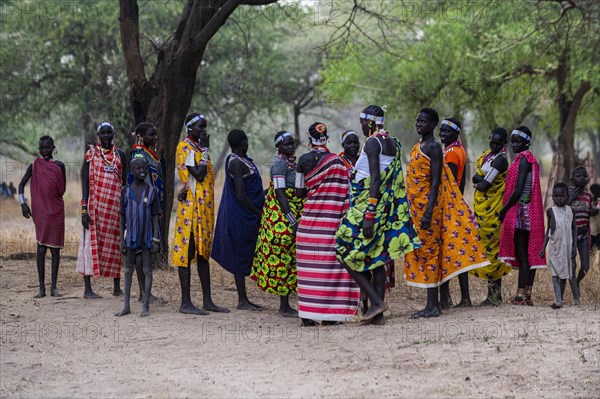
<box><xmin>278</xmin><ymin>153</ymin><xmax>297</xmax><ymax>169</ymax></box>
<box><xmin>370</xmin><ymin>129</ymin><xmax>389</xmax><ymax>139</ymax></box>
<box><xmin>133</xmin><ymin>144</ymin><xmax>159</xmax><ymax>162</ymax></box>
<box><xmin>311</xmin><ymin>145</ymin><xmax>330</xmax><ymax>153</ymax></box>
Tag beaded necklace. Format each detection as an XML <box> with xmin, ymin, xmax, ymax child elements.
<box><xmin>133</xmin><ymin>144</ymin><xmax>159</xmax><ymax>163</ymax></box>
<box><xmin>370</xmin><ymin>128</ymin><xmax>389</xmax><ymax>139</ymax></box>
<box><xmin>311</xmin><ymin>145</ymin><xmax>330</xmax><ymax>153</ymax></box>
<box><xmin>97</xmin><ymin>144</ymin><xmax>116</xmax><ymax>166</ymax></box>
<box><xmin>278</xmin><ymin>152</ymin><xmax>297</xmax><ymax>170</ymax></box>
<box><xmin>231</xmin><ymin>153</ymin><xmax>257</xmax><ymax>173</ymax></box>
<box><xmin>184</xmin><ymin>135</ymin><xmax>209</xmax><ymax>162</ymax></box>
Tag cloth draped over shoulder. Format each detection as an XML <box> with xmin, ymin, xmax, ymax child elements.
<box><xmin>470</xmin><ymin>150</ymin><xmax>512</xmax><ymax>281</ymax></box>
<box><xmin>404</xmin><ymin>142</ymin><xmax>489</xmax><ymax>288</ymax></box>
<box><xmin>499</xmin><ymin>150</ymin><xmax>546</xmax><ymax>269</ymax></box>
<box><xmin>336</xmin><ymin>138</ymin><xmax>420</xmax><ymax>272</ymax></box>
<box><xmin>212</xmin><ymin>154</ymin><xmax>265</xmax><ymax>276</ymax></box>
<box><xmin>30</xmin><ymin>158</ymin><xmax>65</xmax><ymax>248</ymax></box>
<box><xmin>76</xmin><ymin>144</ymin><xmax>123</xmax><ymax>278</ymax></box>
<box><xmin>171</xmin><ymin>138</ymin><xmax>215</xmax><ymax>267</ymax></box>
<box><xmin>297</xmin><ymin>153</ymin><xmax>359</xmax><ymax>322</ymax></box>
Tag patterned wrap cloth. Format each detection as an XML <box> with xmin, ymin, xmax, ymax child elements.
<box><xmin>470</xmin><ymin>150</ymin><xmax>512</xmax><ymax>281</ymax></box>
<box><xmin>172</xmin><ymin>138</ymin><xmax>214</xmax><ymax>267</ymax></box>
<box><xmin>499</xmin><ymin>150</ymin><xmax>546</xmax><ymax>269</ymax></box>
<box><xmin>336</xmin><ymin>138</ymin><xmax>420</xmax><ymax>272</ymax></box>
<box><xmin>297</xmin><ymin>153</ymin><xmax>360</xmax><ymax>322</ymax></box>
<box><xmin>251</xmin><ymin>155</ymin><xmax>305</xmax><ymax>296</ymax></box>
<box><xmin>404</xmin><ymin>142</ymin><xmax>489</xmax><ymax>287</ymax></box>
<box><xmin>212</xmin><ymin>154</ymin><xmax>265</xmax><ymax>276</ymax></box>
<box><xmin>76</xmin><ymin>145</ymin><xmax>123</xmax><ymax>278</ymax></box>
<box><xmin>30</xmin><ymin>158</ymin><xmax>65</xmax><ymax>248</ymax></box>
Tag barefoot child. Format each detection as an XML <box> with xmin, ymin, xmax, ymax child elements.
<box><xmin>540</xmin><ymin>182</ymin><xmax>577</xmax><ymax>308</ymax></box>
<box><xmin>568</xmin><ymin>167</ymin><xmax>599</xmax><ymax>294</ymax></box>
<box><xmin>116</xmin><ymin>155</ymin><xmax>161</xmax><ymax>317</ymax></box>
<box><xmin>18</xmin><ymin>136</ymin><xmax>65</xmax><ymax>298</ymax></box>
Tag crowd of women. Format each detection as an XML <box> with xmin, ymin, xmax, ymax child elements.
<box><xmin>17</xmin><ymin>105</ymin><xmax>599</xmax><ymax>323</ymax></box>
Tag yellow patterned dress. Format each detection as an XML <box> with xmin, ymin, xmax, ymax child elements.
<box><xmin>404</xmin><ymin>142</ymin><xmax>489</xmax><ymax>287</ymax></box>
<box><xmin>470</xmin><ymin>150</ymin><xmax>512</xmax><ymax>280</ymax></box>
<box><xmin>172</xmin><ymin>138</ymin><xmax>215</xmax><ymax>267</ymax></box>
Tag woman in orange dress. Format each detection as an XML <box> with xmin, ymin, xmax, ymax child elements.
<box><xmin>404</xmin><ymin>108</ymin><xmax>489</xmax><ymax>318</ymax></box>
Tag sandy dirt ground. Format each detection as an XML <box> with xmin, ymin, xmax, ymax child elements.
<box><xmin>1</xmin><ymin>199</ymin><xmax>599</xmax><ymax>398</ymax></box>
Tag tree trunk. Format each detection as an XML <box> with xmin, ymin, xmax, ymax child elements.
<box><xmin>119</xmin><ymin>0</ymin><xmax>278</xmax><ymax>251</ymax></box>
<box><xmin>554</xmin><ymin>80</ymin><xmax>591</xmax><ymax>182</ymax></box>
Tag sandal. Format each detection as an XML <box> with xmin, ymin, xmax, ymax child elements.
<box><xmin>512</xmin><ymin>295</ymin><xmax>525</xmax><ymax>305</ymax></box>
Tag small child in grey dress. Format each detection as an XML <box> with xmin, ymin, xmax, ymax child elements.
<box><xmin>541</xmin><ymin>182</ymin><xmax>578</xmax><ymax>308</ymax></box>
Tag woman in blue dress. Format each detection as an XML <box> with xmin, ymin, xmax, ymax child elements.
<box><xmin>212</xmin><ymin>130</ymin><xmax>265</xmax><ymax>310</ymax></box>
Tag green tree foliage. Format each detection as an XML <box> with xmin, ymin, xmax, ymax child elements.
<box><xmin>322</xmin><ymin>0</ymin><xmax>599</xmax><ymax>179</ymax></box>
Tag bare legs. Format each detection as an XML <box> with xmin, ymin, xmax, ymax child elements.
<box><xmin>279</xmin><ymin>295</ymin><xmax>297</xmax><ymax>318</ymax></box>
<box><xmin>412</xmin><ymin>287</ymin><xmax>441</xmax><ymax>319</ymax></box>
<box><xmin>35</xmin><ymin>244</ymin><xmax>60</xmax><ymax>298</ymax></box>
<box><xmin>116</xmin><ymin>249</ymin><xmax>152</xmax><ymax>317</ymax></box>
<box><xmin>234</xmin><ymin>275</ymin><xmax>261</xmax><ymax>311</ymax></box>
<box><xmin>178</xmin><ymin>232</ymin><xmax>229</xmax><ymax>315</ymax></box>
<box><xmin>513</xmin><ymin>229</ymin><xmax>535</xmax><ymax>305</ymax></box>
<box><xmin>342</xmin><ymin>265</ymin><xmax>388</xmax><ymax>321</ymax></box>
<box><xmin>480</xmin><ymin>278</ymin><xmax>502</xmax><ymax>306</ymax></box>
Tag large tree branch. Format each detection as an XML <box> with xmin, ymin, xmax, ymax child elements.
<box><xmin>187</xmin><ymin>0</ymin><xmax>241</xmax><ymax>57</ymax></box>
<box><xmin>119</xmin><ymin>0</ymin><xmax>147</xmax><ymax>88</ymax></box>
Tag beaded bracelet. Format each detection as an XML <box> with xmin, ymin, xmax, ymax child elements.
<box><xmin>364</xmin><ymin>211</ymin><xmax>375</xmax><ymax>221</ymax></box>
<box><xmin>81</xmin><ymin>199</ymin><xmax>88</xmax><ymax>206</ymax></box>
<box><xmin>152</xmin><ymin>237</ymin><xmax>160</xmax><ymax>243</ymax></box>
<box><xmin>285</xmin><ymin>212</ymin><xmax>298</xmax><ymax>225</ymax></box>
<box><xmin>367</xmin><ymin>197</ymin><xmax>378</xmax><ymax>206</ymax></box>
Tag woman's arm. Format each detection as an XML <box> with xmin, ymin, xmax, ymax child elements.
<box><xmin>230</xmin><ymin>158</ymin><xmax>262</xmax><ymax>218</ymax></box>
<box><xmin>56</xmin><ymin>160</ymin><xmax>67</xmax><ymax>195</ymax></box>
<box><xmin>18</xmin><ymin>163</ymin><xmax>33</xmax><ymax>218</ymax></box>
<box><xmin>295</xmin><ymin>154</ymin><xmax>313</xmax><ymax>198</ymax></box>
<box><xmin>117</xmin><ymin>149</ymin><xmax>127</xmax><ymax>186</ymax></box>
<box><xmin>475</xmin><ymin>153</ymin><xmax>508</xmax><ymax>192</ymax></box>
<box><xmin>499</xmin><ymin>156</ymin><xmax>531</xmax><ymax>221</ymax></box>
<box><xmin>81</xmin><ymin>158</ymin><xmax>91</xmax><ymax>229</ymax></box>
<box><xmin>421</xmin><ymin>142</ymin><xmax>443</xmax><ymax>230</ymax></box>
<box><xmin>540</xmin><ymin>208</ymin><xmax>553</xmax><ymax>258</ymax></box>
<box><xmin>362</xmin><ymin>138</ymin><xmax>382</xmax><ymax>238</ymax></box>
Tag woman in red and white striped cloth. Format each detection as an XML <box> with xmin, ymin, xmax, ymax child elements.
<box><xmin>295</xmin><ymin>122</ymin><xmax>360</xmax><ymax>326</ymax></box>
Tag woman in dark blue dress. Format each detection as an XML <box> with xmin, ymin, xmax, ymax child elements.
<box><xmin>212</xmin><ymin>130</ymin><xmax>265</xmax><ymax>310</ymax></box>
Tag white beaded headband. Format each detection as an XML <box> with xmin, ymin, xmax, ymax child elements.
<box><xmin>275</xmin><ymin>131</ymin><xmax>293</xmax><ymax>145</ymax></box>
<box><xmin>511</xmin><ymin>129</ymin><xmax>531</xmax><ymax>141</ymax></box>
<box><xmin>97</xmin><ymin>122</ymin><xmax>114</xmax><ymax>132</ymax></box>
<box><xmin>360</xmin><ymin>112</ymin><xmax>384</xmax><ymax>124</ymax></box>
<box><xmin>441</xmin><ymin>120</ymin><xmax>461</xmax><ymax>132</ymax></box>
<box><xmin>341</xmin><ymin>130</ymin><xmax>358</xmax><ymax>144</ymax></box>
<box><xmin>186</xmin><ymin>114</ymin><xmax>206</xmax><ymax>129</ymax></box>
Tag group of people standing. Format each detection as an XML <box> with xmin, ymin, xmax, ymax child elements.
<box><xmin>16</xmin><ymin>105</ymin><xmax>599</xmax><ymax>322</ymax></box>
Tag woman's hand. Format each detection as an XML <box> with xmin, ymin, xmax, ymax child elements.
<box><xmin>82</xmin><ymin>214</ymin><xmax>91</xmax><ymax>229</ymax></box>
<box><xmin>21</xmin><ymin>203</ymin><xmax>32</xmax><ymax>218</ymax></box>
<box><xmin>362</xmin><ymin>218</ymin><xmax>375</xmax><ymax>238</ymax></box>
<box><xmin>420</xmin><ymin>211</ymin><xmax>432</xmax><ymax>230</ymax></box>
<box><xmin>177</xmin><ymin>187</ymin><xmax>188</xmax><ymax>202</ymax></box>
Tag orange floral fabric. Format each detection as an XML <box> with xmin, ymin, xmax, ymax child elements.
<box><xmin>404</xmin><ymin>143</ymin><xmax>489</xmax><ymax>287</ymax></box>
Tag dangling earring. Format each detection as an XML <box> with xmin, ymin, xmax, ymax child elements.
<box><xmin>136</xmin><ymin>134</ymin><xmax>143</xmax><ymax>146</ymax></box>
